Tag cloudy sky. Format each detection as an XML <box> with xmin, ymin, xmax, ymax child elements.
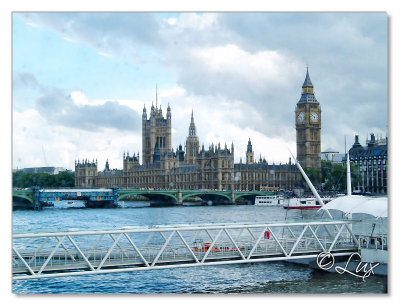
<box><xmin>12</xmin><ymin>12</ymin><xmax>388</xmax><ymax>171</ymax></box>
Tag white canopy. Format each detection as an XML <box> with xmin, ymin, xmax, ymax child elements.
<box><xmin>319</xmin><ymin>195</ymin><xmax>388</xmax><ymax>218</ymax></box>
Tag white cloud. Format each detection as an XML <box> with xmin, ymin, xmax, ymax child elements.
<box><xmin>71</xmin><ymin>91</ymin><xmax>145</xmax><ymax>115</ymax></box>
<box><xmin>191</xmin><ymin>44</ymin><xmax>301</xmax><ymax>90</ymax></box>
<box><xmin>160</xmin><ymin>86</ymin><xmax>186</xmax><ymax>98</ymax></box>
<box><xmin>98</xmin><ymin>51</ymin><xmax>112</xmax><ymax>58</ymax></box>
<box><xmin>167</xmin><ymin>18</ymin><xmax>177</xmax><ymax>26</ymax></box>
<box><xmin>25</xmin><ymin>22</ymin><xmax>39</xmax><ymax>28</ymax></box>
<box><xmin>62</xmin><ymin>36</ymin><xmax>76</xmax><ymax>43</ymax></box>
<box><xmin>13</xmin><ymin>108</ymin><xmax>142</xmax><ymax>170</ymax></box>
<box><xmin>70</xmin><ymin>91</ymin><xmax>89</xmax><ymax>106</ymax></box>
<box><xmin>176</xmin><ymin>13</ymin><xmax>218</xmax><ymax>31</ymax></box>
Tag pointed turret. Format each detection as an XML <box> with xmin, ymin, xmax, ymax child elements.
<box><xmin>246</xmin><ymin>138</ymin><xmax>253</xmax><ymax>153</ymax></box>
<box><xmin>167</xmin><ymin>102</ymin><xmax>171</xmax><ymax>120</ymax></box>
<box><xmin>298</xmin><ymin>67</ymin><xmax>318</xmax><ymax>104</ymax></box>
<box><xmin>246</xmin><ymin>138</ymin><xmax>254</xmax><ymax>165</ymax></box>
<box><xmin>142</xmin><ymin>104</ymin><xmax>147</xmax><ymax>120</ymax></box>
<box><xmin>188</xmin><ymin>110</ymin><xmax>197</xmax><ymax>136</ymax></box>
<box><xmin>185</xmin><ymin>110</ymin><xmax>199</xmax><ymax>164</ymax></box>
<box><xmin>302</xmin><ymin>66</ymin><xmax>313</xmax><ymax>88</ymax></box>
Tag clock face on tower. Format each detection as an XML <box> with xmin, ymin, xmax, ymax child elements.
<box><xmin>310</xmin><ymin>112</ymin><xmax>319</xmax><ymax>123</ymax></box>
<box><xmin>297</xmin><ymin>112</ymin><xmax>305</xmax><ymax>123</ymax></box>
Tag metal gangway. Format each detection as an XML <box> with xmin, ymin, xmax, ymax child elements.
<box><xmin>12</xmin><ymin>219</ymin><xmax>359</xmax><ymax>280</ymax></box>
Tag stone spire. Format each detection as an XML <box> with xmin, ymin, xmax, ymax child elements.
<box><xmin>167</xmin><ymin>102</ymin><xmax>171</xmax><ymax>119</ymax></box>
<box><xmin>247</xmin><ymin>138</ymin><xmax>253</xmax><ymax>153</ymax></box>
<box><xmin>155</xmin><ymin>84</ymin><xmax>158</xmax><ymax>109</ymax></box>
<box><xmin>298</xmin><ymin>67</ymin><xmax>318</xmax><ymax>104</ymax></box>
<box><xmin>188</xmin><ymin>110</ymin><xmax>197</xmax><ymax>136</ymax></box>
<box><xmin>185</xmin><ymin>110</ymin><xmax>199</xmax><ymax>164</ymax></box>
<box><xmin>302</xmin><ymin>66</ymin><xmax>313</xmax><ymax>88</ymax></box>
<box><xmin>246</xmin><ymin>138</ymin><xmax>254</xmax><ymax>165</ymax></box>
<box><xmin>142</xmin><ymin>104</ymin><xmax>147</xmax><ymax>120</ymax></box>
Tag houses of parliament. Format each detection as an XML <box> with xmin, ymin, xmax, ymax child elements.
<box><xmin>75</xmin><ymin>69</ymin><xmax>322</xmax><ymax>191</ymax></box>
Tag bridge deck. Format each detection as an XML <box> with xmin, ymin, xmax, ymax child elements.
<box><xmin>42</xmin><ymin>189</ymin><xmax>113</xmax><ymax>193</ymax></box>
<box><xmin>12</xmin><ymin>219</ymin><xmax>359</xmax><ymax>280</ymax></box>
<box><xmin>13</xmin><ymin>188</ymin><xmax>274</xmax><ymax>210</ymax></box>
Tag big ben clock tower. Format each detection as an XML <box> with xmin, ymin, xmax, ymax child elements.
<box><xmin>295</xmin><ymin>68</ymin><xmax>321</xmax><ymax>170</ymax></box>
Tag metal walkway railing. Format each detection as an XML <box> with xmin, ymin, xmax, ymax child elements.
<box><xmin>12</xmin><ymin>219</ymin><xmax>358</xmax><ymax>280</ymax></box>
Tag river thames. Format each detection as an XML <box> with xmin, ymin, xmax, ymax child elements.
<box><xmin>12</xmin><ymin>202</ymin><xmax>387</xmax><ymax>294</ymax></box>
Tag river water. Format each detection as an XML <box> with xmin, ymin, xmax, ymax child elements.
<box><xmin>12</xmin><ymin>202</ymin><xmax>388</xmax><ymax>294</ymax></box>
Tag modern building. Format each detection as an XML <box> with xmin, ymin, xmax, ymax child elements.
<box><xmin>348</xmin><ymin>134</ymin><xmax>387</xmax><ymax>194</ymax></box>
<box><xmin>321</xmin><ymin>149</ymin><xmax>345</xmax><ymax>164</ymax></box>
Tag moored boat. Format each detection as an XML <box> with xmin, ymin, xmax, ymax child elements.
<box><xmin>254</xmin><ymin>195</ymin><xmax>287</xmax><ymax>206</ymax></box>
<box><xmin>283</xmin><ymin>197</ymin><xmax>333</xmax><ymax>209</ymax></box>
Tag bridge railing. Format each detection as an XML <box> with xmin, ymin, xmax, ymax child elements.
<box><xmin>12</xmin><ymin>219</ymin><xmax>358</xmax><ymax>280</ymax></box>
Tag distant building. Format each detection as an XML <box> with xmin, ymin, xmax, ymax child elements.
<box><xmin>295</xmin><ymin>67</ymin><xmax>321</xmax><ymax>170</ymax></box>
<box><xmin>15</xmin><ymin>167</ymin><xmax>69</xmax><ymax>175</ymax></box>
<box><xmin>75</xmin><ymin>98</ymin><xmax>300</xmax><ymax>191</ymax></box>
<box><xmin>348</xmin><ymin>134</ymin><xmax>387</xmax><ymax>194</ymax></box>
<box><xmin>75</xmin><ymin>71</ymin><xmax>326</xmax><ymax>191</ymax></box>
<box><xmin>321</xmin><ymin>150</ymin><xmax>345</xmax><ymax>164</ymax></box>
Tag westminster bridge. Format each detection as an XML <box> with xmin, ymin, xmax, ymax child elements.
<box><xmin>12</xmin><ymin>188</ymin><xmax>274</xmax><ymax>210</ymax></box>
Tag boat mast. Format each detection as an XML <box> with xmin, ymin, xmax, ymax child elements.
<box><xmin>289</xmin><ymin>150</ymin><xmax>333</xmax><ymax>219</ymax></box>
<box><xmin>346</xmin><ymin>148</ymin><xmax>353</xmax><ymax>231</ymax></box>
<box><xmin>346</xmin><ymin>150</ymin><xmax>352</xmax><ymax>196</ymax></box>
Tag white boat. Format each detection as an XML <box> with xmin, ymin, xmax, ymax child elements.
<box><xmin>254</xmin><ymin>195</ymin><xmax>287</xmax><ymax>206</ymax></box>
<box><xmin>283</xmin><ymin>197</ymin><xmax>333</xmax><ymax>209</ymax></box>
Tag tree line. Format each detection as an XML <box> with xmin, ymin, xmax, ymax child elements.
<box><xmin>13</xmin><ymin>171</ymin><xmax>75</xmax><ymax>188</ymax></box>
<box><xmin>304</xmin><ymin>160</ymin><xmax>361</xmax><ymax>191</ymax></box>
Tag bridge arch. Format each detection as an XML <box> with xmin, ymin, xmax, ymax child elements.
<box><xmin>13</xmin><ymin>195</ymin><xmax>34</xmax><ymax>210</ymax></box>
<box><xmin>234</xmin><ymin>192</ymin><xmax>271</xmax><ymax>205</ymax></box>
<box><xmin>181</xmin><ymin>192</ymin><xmax>232</xmax><ymax>204</ymax></box>
<box><xmin>13</xmin><ymin>194</ymin><xmax>34</xmax><ymax>204</ymax></box>
<box><xmin>118</xmin><ymin>191</ymin><xmax>179</xmax><ymax>204</ymax></box>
